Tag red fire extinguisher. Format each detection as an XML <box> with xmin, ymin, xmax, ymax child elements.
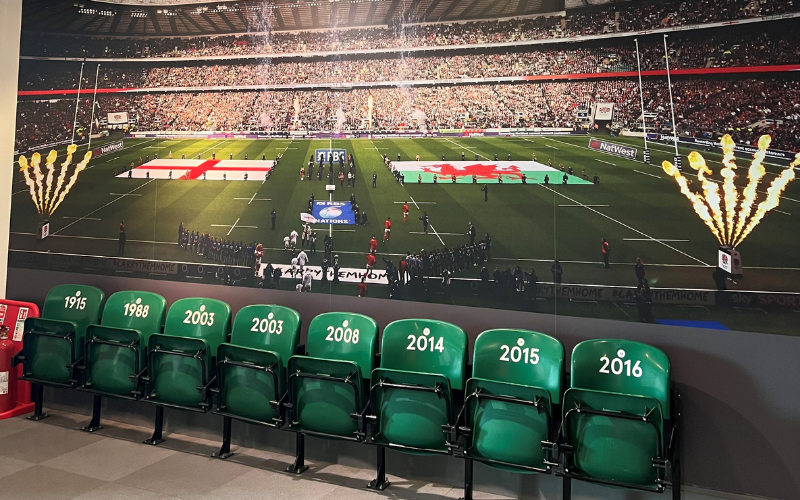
<box><xmin>0</xmin><ymin>326</ymin><xmax>16</xmax><ymax>414</ymax></box>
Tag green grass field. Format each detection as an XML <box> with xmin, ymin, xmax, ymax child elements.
<box><xmin>10</xmin><ymin>133</ymin><xmax>800</xmax><ymax>293</ymax></box>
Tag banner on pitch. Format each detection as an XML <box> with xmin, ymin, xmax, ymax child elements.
<box><xmin>93</xmin><ymin>139</ymin><xmax>124</xmax><ymax>158</ymax></box>
<box><xmin>588</xmin><ymin>138</ymin><xmax>637</xmax><ymax>160</ymax></box>
<box><xmin>314</xmin><ymin>149</ymin><xmax>347</xmax><ymax>163</ymax></box>
<box><xmin>309</xmin><ymin>201</ymin><xmax>356</xmax><ymax>225</ymax></box>
<box><xmin>107</xmin><ymin>112</ymin><xmax>129</xmax><ymax>125</ymax></box>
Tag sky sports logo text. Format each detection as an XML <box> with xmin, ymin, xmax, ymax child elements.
<box><xmin>588</xmin><ymin>139</ymin><xmax>637</xmax><ymax>160</ymax></box>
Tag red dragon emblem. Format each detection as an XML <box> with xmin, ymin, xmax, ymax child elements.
<box><xmin>420</xmin><ymin>163</ymin><xmax>524</xmax><ymax>180</ymax></box>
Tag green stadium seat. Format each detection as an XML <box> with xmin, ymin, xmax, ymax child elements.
<box><xmin>139</xmin><ymin>297</ymin><xmax>231</xmax><ymax>445</ymax></box>
<box><xmin>78</xmin><ymin>291</ymin><xmax>167</xmax><ymax>432</ymax></box>
<box><xmin>13</xmin><ymin>284</ymin><xmax>105</xmax><ymax>420</ymax></box>
<box><xmin>210</xmin><ymin>304</ymin><xmax>302</xmax><ymax>459</ymax></box>
<box><xmin>363</xmin><ymin>319</ymin><xmax>467</xmax><ymax>490</ymax></box>
<box><xmin>445</xmin><ymin>329</ymin><xmax>564</xmax><ymax>500</ymax></box>
<box><xmin>560</xmin><ymin>339</ymin><xmax>680</xmax><ymax>500</ymax></box>
<box><xmin>284</xmin><ymin>312</ymin><xmax>379</xmax><ymax>474</ymax></box>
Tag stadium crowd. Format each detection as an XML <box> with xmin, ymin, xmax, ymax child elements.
<box><xmin>19</xmin><ymin>29</ymin><xmax>800</xmax><ymax>92</ymax></box>
<box><xmin>19</xmin><ymin>0</ymin><xmax>795</xmax><ymax>59</ymax></box>
<box><xmin>16</xmin><ymin>77</ymin><xmax>800</xmax><ymax>153</ymax></box>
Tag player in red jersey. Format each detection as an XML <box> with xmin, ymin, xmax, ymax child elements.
<box><xmin>369</xmin><ymin>235</ymin><xmax>378</xmax><ymax>254</ymax></box>
<box><xmin>402</xmin><ymin>202</ymin><xmax>409</xmax><ymax>223</ymax></box>
<box><xmin>383</xmin><ymin>217</ymin><xmax>392</xmax><ymax>241</ymax></box>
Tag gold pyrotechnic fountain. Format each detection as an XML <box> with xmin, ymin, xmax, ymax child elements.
<box><xmin>662</xmin><ymin>134</ymin><xmax>798</xmax><ymax>250</ymax></box>
<box><xmin>18</xmin><ymin>144</ymin><xmax>93</xmax><ymax>220</ymax></box>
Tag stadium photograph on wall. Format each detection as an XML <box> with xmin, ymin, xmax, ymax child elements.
<box><xmin>8</xmin><ymin>0</ymin><xmax>800</xmax><ymax>335</ymax></box>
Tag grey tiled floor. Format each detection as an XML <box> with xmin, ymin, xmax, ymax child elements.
<box><xmin>0</xmin><ymin>410</ymin><xmax>753</xmax><ymax>500</ymax></box>
<box><xmin>0</xmin><ymin>411</ymin><xmax>504</xmax><ymax>500</ymax></box>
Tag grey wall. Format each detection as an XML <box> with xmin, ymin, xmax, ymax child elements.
<box><xmin>7</xmin><ymin>267</ymin><xmax>799</xmax><ymax>499</ymax></box>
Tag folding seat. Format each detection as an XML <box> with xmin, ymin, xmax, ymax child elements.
<box><xmin>210</xmin><ymin>304</ymin><xmax>302</xmax><ymax>459</ymax></box>
<box><xmin>283</xmin><ymin>312</ymin><xmax>379</xmax><ymax>474</ymax></box>
<box><xmin>362</xmin><ymin>319</ymin><xmax>467</xmax><ymax>490</ymax></box>
<box><xmin>78</xmin><ymin>291</ymin><xmax>167</xmax><ymax>431</ymax></box>
<box><xmin>14</xmin><ymin>284</ymin><xmax>105</xmax><ymax>420</ymax></box>
<box><xmin>138</xmin><ymin>297</ymin><xmax>231</xmax><ymax>444</ymax></box>
<box><xmin>445</xmin><ymin>329</ymin><xmax>564</xmax><ymax>499</ymax></box>
<box><xmin>560</xmin><ymin>339</ymin><xmax>680</xmax><ymax>500</ymax></box>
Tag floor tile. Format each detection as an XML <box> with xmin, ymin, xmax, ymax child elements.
<box><xmin>199</xmin><ymin>468</ymin><xmax>340</xmax><ymax>500</ymax></box>
<box><xmin>0</xmin><ymin>423</ymin><xmax>104</xmax><ymax>464</ymax></box>
<box><xmin>0</xmin><ymin>455</ymin><xmax>35</xmax><ymax>480</ymax></box>
<box><xmin>42</xmin><ymin>437</ymin><xmax>176</xmax><ymax>481</ymax></box>
<box><xmin>115</xmin><ymin>451</ymin><xmax>251</xmax><ymax>500</ymax></box>
<box><xmin>0</xmin><ymin>465</ymin><xmax>105</xmax><ymax>500</ymax></box>
<box><xmin>0</xmin><ymin>415</ymin><xmax>37</xmax><ymax>438</ymax></box>
<box><xmin>71</xmin><ymin>483</ymin><xmax>186</xmax><ymax>500</ymax></box>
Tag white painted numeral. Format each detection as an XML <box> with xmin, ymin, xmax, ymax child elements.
<box><xmin>406</xmin><ymin>328</ymin><xmax>445</xmax><ymax>353</ymax></box>
<box><xmin>499</xmin><ymin>338</ymin><xmax>539</xmax><ymax>364</ymax></box>
<box><xmin>599</xmin><ymin>350</ymin><xmax>642</xmax><ymax>378</ymax></box>
<box><xmin>325</xmin><ymin>320</ymin><xmax>359</xmax><ymax>344</ymax></box>
<box><xmin>250</xmin><ymin>312</ymin><xmax>284</xmax><ymax>334</ymax></box>
<box><xmin>183</xmin><ymin>305</ymin><xmax>215</xmax><ymax>326</ymax></box>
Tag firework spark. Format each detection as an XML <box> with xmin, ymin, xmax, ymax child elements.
<box><xmin>662</xmin><ymin>134</ymin><xmax>797</xmax><ymax>249</ymax></box>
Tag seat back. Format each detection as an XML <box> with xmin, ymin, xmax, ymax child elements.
<box><xmin>571</xmin><ymin>339</ymin><xmax>670</xmax><ymax>415</ymax></box>
<box><xmin>465</xmin><ymin>329</ymin><xmax>564</xmax><ymax>470</ymax></box>
<box><xmin>565</xmin><ymin>339</ymin><xmax>671</xmax><ymax>487</ymax></box>
<box><xmin>41</xmin><ymin>284</ymin><xmax>106</xmax><ymax>345</ymax></box>
<box><xmin>163</xmin><ymin>297</ymin><xmax>231</xmax><ymax>353</ymax></box>
<box><xmin>84</xmin><ymin>291</ymin><xmax>167</xmax><ymax>396</ymax></box>
<box><xmin>23</xmin><ymin>284</ymin><xmax>105</xmax><ymax>384</ymax></box>
<box><xmin>230</xmin><ymin>304</ymin><xmax>301</xmax><ymax>360</ymax></box>
<box><xmin>148</xmin><ymin>298</ymin><xmax>231</xmax><ymax>408</ymax></box>
<box><xmin>287</xmin><ymin>312</ymin><xmax>378</xmax><ymax>437</ymax></box>
<box><xmin>472</xmin><ymin>328</ymin><xmax>564</xmax><ymax>404</ymax></box>
<box><xmin>216</xmin><ymin>305</ymin><xmax>301</xmax><ymax>422</ymax></box>
<box><xmin>372</xmin><ymin>319</ymin><xmax>467</xmax><ymax>451</ymax></box>
<box><xmin>380</xmin><ymin>319</ymin><xmax>467</xmax><ymax>391</ymax></box>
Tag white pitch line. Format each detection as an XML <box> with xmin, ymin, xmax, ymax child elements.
<box><xmin>331</xmin><ymin>229</ymin><xmax>356</xmax><ymax>232</ymax></box>
<box><xmin>393</xmin><ymin>201</ymin><xmax>436</xmax><ymax>204</ymax></box>
<box><xmin>623</xmin><ymin>238</ymin><xmax>690</xmax><ymax>242</ymax></box>
<box><xmin>409</xmin><ymin>196</ymin><xmax>420</xmax><ymax>210</ymax></box>
<box><xmin>12</xmin><ymin>189</ymin><xmax>28</xmax><ymax>196</ymax></box>
<box><xmin>108</xmin><ymin>156</ymin><xmax>120</xmax><ymax>161</ymax></box>
<box><xmin>62</xmin><ymin>217</ymin><xmax>101</xmax><ymax>220</ymax></box>
<box><xmin>109</xmin><ymin>193</ymin><xmax>142</xmax><ymax>197</ymax></box>
<box><xmin>440</xmin><ymin>137</ymin><xmax>491</xmax><ymax>160</ymax></box>
<box><xmin>774</xmin><ymin>209</ymin><xmax>791</xmax><ymax>215</ymax></box>
<box><xmin>537</xmin><ymin>184</ymin><xmax>711</xmax><ymax>267</ymax></box>
<box><xmin>409</xmin><ymin>231</ymin><xmax>464</xmax><ymax>236</ymax></box>
<box><xmin>596</xmin><ymin>159</ymin><xmax>616</xmax><ymax>166</ymax></box>
<box><xmin>559</xmin><ymin>204</ymin><xmax>609</xmax><ymax>207</ymax></box>
<box><xmin>234</xmin><ymin>197</ymin><xmax>272</xmax><ymax>202</ymax></box>
<box><xmin>427</xmin><ymin>224</ymin><xmax>446</xmax><ymax>246</ymax></box>
<box><xmin>633</xmin><ymin>170</ymin><xmax>662</xmax><ymax>179</ymax></box>
<box><xmin>54</xmin><ymin>179</ymin><xmax>155</xmax><ymax>235</ymax></box>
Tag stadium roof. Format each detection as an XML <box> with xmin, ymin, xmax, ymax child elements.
<box><xmin>23</xmin><ymin>0</ymin><xmax>566</xmax><ymax>35</ymax></box>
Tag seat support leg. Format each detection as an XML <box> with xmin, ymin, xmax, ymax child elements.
<box><xmin>562</xmin><ymin>475</ymin><xmax>572</xmax><ymax>500</ymax></box>
<box><xmin>672</xmin><ymin>458</ymin><xmax>681</xmax><ymax>500</ymax></box>
<box><xmin>285</xmin><ymin>433</ymin><xmax>309</xmax><ymax>474</ymax></box>
<box><xmin>143</xmin><ymin>405</ymin><xmax>165</xmax><ymax>445</ymax></box>
<box><xmin>81</xmin><ymin>394</ymin><xmax>103</xmax><ymax>432</ymax></box>
<box><xmin>27</xmin><ymin>384</ymin><xmax>49</xmax><ymax>421</ymax></box>
<box><xmin>460</xmin><ymin>459</ymin><xmax>473</xmax><ymax>500</ymax></box>
<box><xmin>212</xmin><ymin>416</ymin><xmax>234</xmax><ymax>459</ymax></box>
<box><xmin>367</xmin><ymin>445</ymin><xmax>390</xmax><ymax>491</ymax></box>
